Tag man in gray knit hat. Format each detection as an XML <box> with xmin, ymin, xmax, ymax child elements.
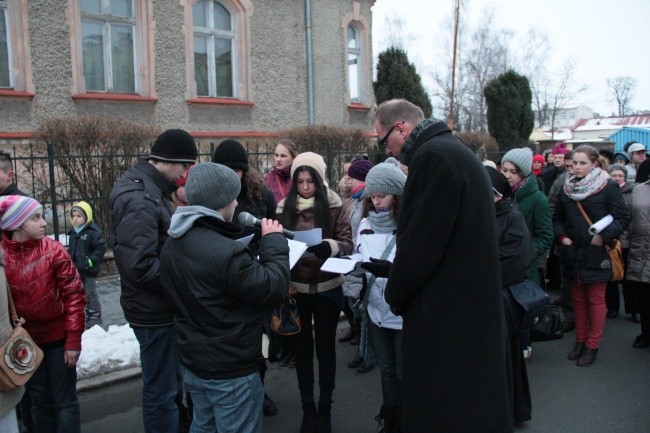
<box><xmin>160</xmin><ymin>162</ymin><xmax>290</xmax><ymax>433</ymax></box>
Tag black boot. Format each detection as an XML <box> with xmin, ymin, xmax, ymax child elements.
<box><xmin>301</xmin><ymin>401</ymin><xmax>317</xmax><ymax>433</ymax></box>
<box><xmin>374</xmin><ymin>406</ymin><xmax>400</xmax><ymax>433</ymax></box>
<box><xmin>350</xmin><ymin>318</ymin><xmax>361</xmax><ymax>346</ymax></box>
<box><xmin>348</xmin><ymin>351</ymin><xmax>363</xmax><ymax>368</ymax></box>
<box><xmin>316</xmin><ymin>399</ymin><xmax>332</xmax><ymax>433</ymax></box>
<box><xmin>576</xmin><ymin>347</ymin><xmax>598</xmax><ymax>366</ymax></box>
<box><xmin>567</xmin><ymin>342</ymin><xmax>585</xmax><ymax>360</ymax></box>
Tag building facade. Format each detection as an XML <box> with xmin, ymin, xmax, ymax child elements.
<box><xmin>0</xmin><ymin>0</ymin><xmax>376</xmax><ymax>143</ymax></box>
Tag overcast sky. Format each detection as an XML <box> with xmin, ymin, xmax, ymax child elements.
<box><xmin>371</xmin><ymin>0</ymin><xmax>650</xmax><ymax>117</ymax></box>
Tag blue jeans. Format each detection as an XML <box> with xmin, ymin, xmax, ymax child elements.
<box><xmin>82</xmin><ymin>276</ymin><xmax>102</xmax><ymax>322</ymax></box>
<box><xmin>368</xmin><ymin>322</ymin><xmax>402</xmax><ymax>407</ymax></box>
<box><xmin>24</xmin><ymin>344</ymin><xmax>80</xmax><ymax>433</ymax></box>
<box><xmin>181</xmin><ymin>367</ymin><xmax>263</xmax><ymax>433</ymax></box>
<box><xmin>132</xmin><ymin>325</ymin><xmax>181</xmax><ymax>433</ymax></box>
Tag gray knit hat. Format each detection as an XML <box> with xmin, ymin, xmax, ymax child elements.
<box><xmin>361</xmin><ymin>157</ymin><xmax>407</xmax><ymax>200</ymax></box>
<box><xmin>186</xmin><ymin>162</ymin><xmax>241</xmax><ymax>211</ymax></box>
<box><xmin>501</xmin><ymin>147</ymin><xmax>533</xmax><ymax>178</ymax></box>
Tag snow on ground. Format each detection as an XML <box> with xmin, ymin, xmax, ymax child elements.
<box><xmin>77</xmin><ymin>324</ymin><xmax>140</xmax><ymax>380</ymax></box>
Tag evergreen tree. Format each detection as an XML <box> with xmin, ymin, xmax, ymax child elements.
<box><xmin>484</xmin><ymin>69</ymin><xmax>534</xmax><ymax>151</ymax></box>
<box><xmin>374</xmin><ymin>47</ymin><xmax>432</xmax><ymax>118</ymax></box>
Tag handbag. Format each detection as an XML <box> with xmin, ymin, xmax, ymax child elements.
<box><xmin>0</xmin><ymin>275</ymin><xmax>44</xmax><ymax>392</ymax></box>
<box><xmin>531</xmin><ymin>304</ymin><xmax>564</xmax><ymax>342</ymax></box>
<box><xmin>576</xmin><ymin>202</ymin><xmax>624</xmax><ymax>281</ymax></box>
<box><xmin>270</xmin><ymin>296</ymin><xmax>301</xmax><ymax>336</ymax></box>
<box><xmin>503</xmin><ymin>279</ymin><xmax>549</xmax><ymax>336</ymax></box>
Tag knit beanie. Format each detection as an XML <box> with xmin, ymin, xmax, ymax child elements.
<box><xmin>212</xmin><ymin>139</ymin><xmax>250</xmax><ymax>172</ymax></box>
<box><xmin>291</xmin><ymin>152</ymin><xmax>327</xmax><ymax>183</ymax></box>
<box><xmin>348</xmin><ymin>159</ymin><xmax>374</xmax><ymax>181</ymax></box>
<box><xmin>501</xmin><ymin>147</ymin><xmax>533</xmax><ymax>177</ymax></box>
<box><xmin>149</xmin><ymin>129</ymin><xmax>198</xmax><ymax>163</ymax></box>
<box><xmin>482</xmin><ymin>160</ymin><xmax>497</xmax><ymax>170</ymax></box>
<box><xmin>532</xmin><ymin>154</ymin><xmax>545</xmax><ymax>165</ymax></box>
<box><xmin>71</xmin><ymin>201</ymin><xmax>93</xmax><ymax>224</ymax></box>
<box><xmin>0</xmin><ymin>195</ymin><xmax>42</xmax><ymax>231</ymax></box>
<box><xmin>613</xmin><ymin>152</ymin><xmax>629</xmax><ymax>164</ymax></box>
<box><xmin>485</xmin><ymin>166</ymin><xmax>514</xmax><ymax>199</ymax></box>
<box><xmin>552</xmin><ymin>142</ymin><xmax>569</xmax><ymax>155</ymax></box>
<box><xmin>361</xmin><ymin>157</ymin><xmax>407</xmax><ymax>200</ymax></box>
<box><xmin>186</xmin><ymin>163</ymin><xmax>241</xmax><ymax>211</ymax></box>
<box><xmin>609</xmin><ymin>164</ymin><xmax>628</xmax><ymax>178</ymax></box>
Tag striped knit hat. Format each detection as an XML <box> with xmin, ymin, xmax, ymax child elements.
<box><xmin>0</xmin><ymin>195</ymin><xmax>42</xmax><ymax>231</ymax></box>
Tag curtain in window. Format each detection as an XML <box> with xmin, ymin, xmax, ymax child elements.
<box><xmin>215</xmin><ymin>37</ymin><xmax>232</xmax><ymax>97</ymax></box>
<box><xmin>194</xmin><ymin>35</ymin><xmax>208</xmax><ymax>96</ymax></box>
<box><xmin>0</xmin><ymin>8</ymin><xmax>10</xmax><ymax>88</ymax></box>
<box><xmin>82</xmin><ymin>20</ymin><xmax>105</xmax><ymax>91</ymax></box>
<box><xmin>111</xmin><ymin>24</ymin><xmax>135</xmax><ymax>92</ymax></box>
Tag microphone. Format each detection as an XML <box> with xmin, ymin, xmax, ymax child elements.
<box><xmin>237</xmin><ymin>212</ymin><xmax>295</xmax><ymax>240</ymax></box>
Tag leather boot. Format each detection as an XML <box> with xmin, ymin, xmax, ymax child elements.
<box><xmin>338</xmin><ymin>325</ymin><xmax>356</xmax><ymax>342</ymax></box>
<box><xmin>567</xmin><ymin>342</ymin><xmax>585</xmax><ymax>360</ymax></box>
<box><xmin>348</xmin><ymin>351</ymin><xmax>363</xmax><ymax>368</ymax></box>
<box><xmin>576</xmin><ymin>347</ymin><xmax>598</xmax><ymax>366</ymax></box>
<box><xmin>300</xmin><ymin>401</ymin><xmax>317</xmax><ymax>433</ymax></box>
<box><xmin>356</xmin><ymin>359</ymin><xmax>376</xmax><ymax>373</ymax></box>
<box><xmin>349</xmin><ymin>318</ymin><xmax>361</xmax><ymax>346</ymax></box>
<box><xmin>316</xmin><ymin>400</ymin><xmax>332</xmax><ymax>433</ymax></box>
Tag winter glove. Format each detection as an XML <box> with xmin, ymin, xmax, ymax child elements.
<box><xmin>86</xmin><ymin>257</ymin><xmax>94</xmax><ymax>268</ymax></box>
<box><xmin>307</xmin><ymin>241</ymin><xmax>332</xmax><ymax>261</ymax></box>
<box><xmin>360</xmin><ymin>258</ymin><xmax>392</xmax><ymax>278</ymax></box>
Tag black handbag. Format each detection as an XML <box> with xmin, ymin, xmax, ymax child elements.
<box><xmin>531</xmin><ymin>304</ymin><xmax>564</xmax><ymax>341</ymax></box>
<box><xmin>270</xmin><ymin>296</ymin><xmax>301</xmax><ymax>336</ymax></box>
<box><xmin>503</xmin><ymin>279</ymin><xmax>549</xmax><ymax>335</ymax></box>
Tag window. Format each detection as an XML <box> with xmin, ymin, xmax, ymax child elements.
<box><xmin>69</xmin><ymin>0</ymin><xmax>154</xmax><ymax>99</ymax></box>
<box><xmin>193</xmin><ymin>0</ymin><xmax>235</xmax><ymax>98</ymax></box>
<box><xmin>183</xmin><ymin>0</ymin><xmax>251</xmax><ymax>103</ymax></box>
<box><xmin>346</xmin><ymin>25</ymin><xmax>361</xmax><ymax>103</ymax></box>
<box><xmin>80</xmin><ymin>0</ymin><xmax>136</xmax><ymax>93</ymax></box>
<box><xmin>0</xmin><ymin>1</ymin><xmax>33</xmax><ymax>95</ymax></box>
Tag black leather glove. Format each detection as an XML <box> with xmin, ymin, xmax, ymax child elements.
<box><xmin>360</xmin><ymin>258</ymin><xmax>392</xmax><ymax>278</ymax></box>
<box><xmin>307</xmin><ymin>241</ymin><xmax>332</xmax><ymax>261</ymax></box>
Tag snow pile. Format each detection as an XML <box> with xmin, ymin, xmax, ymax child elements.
<box><xmin>77</xmin><ymin>324</ymin><xmax>140</xmax><ymax>380</ymax></box>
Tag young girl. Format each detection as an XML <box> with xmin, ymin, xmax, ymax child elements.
<box><xmin>350</xmin><ymin>157</ymin><xmax>406</xmax><ymax>433</ymax></box>
<box><xmin>0</xmin><ymin>195</ymin><xmax>86</xmax><ymax>432</ymax></box>
<box><xmin>553</xmin><ymin>145</ymin><xmax>630</xmax><ymax>366</ymax></box>
<box><xmin>276</xmin><ymin>152</ymin><xmax>352</xmax><ymax>433</ymax></box>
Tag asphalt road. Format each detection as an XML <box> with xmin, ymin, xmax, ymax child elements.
<box><xmin>79</xmin><ymin>308</ymin><xmax>650</xmax><ymax>433</ymax></box>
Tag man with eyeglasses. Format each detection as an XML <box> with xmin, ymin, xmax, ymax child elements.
<box><xmin>109</xmin><ymin>129</ymin><xmax>197</xmax><ymax>433</ymax></box>
<box><xmin>372</xmin><ymin>99</ymin><xmax>513</xmax><ymax>432</ymax></box>
<box><xmin>0</xmin><ymin>151</ymin><xmax>26</xmax><ymax>197</ymax></box>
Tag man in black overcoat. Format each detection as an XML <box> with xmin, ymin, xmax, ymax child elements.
<box><xmin>373</xmin><ymin>99</ymin><xmax>513</xmax><ymax>433</ymax></box>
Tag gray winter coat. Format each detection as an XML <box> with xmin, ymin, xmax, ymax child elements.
<box><xmin>626</xmin><ymin>181</ymin><xmax>650</xmax><ymax>283</ymax></box>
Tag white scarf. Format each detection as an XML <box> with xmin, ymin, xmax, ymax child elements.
<box><xmin>564</xmin><ymin>167</ymin><xmax>609</xmax><ymax>201</ymax></box>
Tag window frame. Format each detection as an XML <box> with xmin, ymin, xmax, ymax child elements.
<box><xmin>183</xmin><ymin>0</ymin><xmax>253</xmax><ymax>104</ymax></box>
<box><xmin>346</xmin><ymin>24</ymin><xmax>362</xmax><ymax>104</ymax></box>
<box><xmin>0</xmin><ymin>0</ymin><xmax>34</xmax><ymax>97</ymax></box>
<box><xmin>69</xmin><ymin>0</ymin><xmax>155</xmax><ymax>100</ymax></box>
<box><xmin>341</xmin><ymin>4</ymin><xmax>371</xmax><ymax>108</ymax></box>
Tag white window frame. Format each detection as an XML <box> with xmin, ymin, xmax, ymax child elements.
<box><xmin>346</xmin><ymin>24</ymin><xmax>361</xmax><ymax>103</ymax></box>
<box><xmin>341</xmin><ymin>3</ymin><xmax>371</xmax><ymax>107</ymax></box>
<box><xmin>80</xmin><ymin>0</ymin><xmax>138</xmax><ymax>93</ymax></box>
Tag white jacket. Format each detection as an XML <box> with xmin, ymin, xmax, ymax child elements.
<box><xmin>350</xmin><ymin>219</ymin><xmax>402</xmax><ymax>330</ymax></box>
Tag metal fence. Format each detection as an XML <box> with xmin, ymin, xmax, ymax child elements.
<box><xmin>8</xmin><ymin>140</ymin><xmax>378</xmax><ymax>242</ymax></box>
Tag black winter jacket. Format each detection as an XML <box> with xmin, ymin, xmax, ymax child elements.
<box><xmin>160</xmin><ymin>216</ymin><xmax>289</xmax><ymax>380</ymax></box>
<box><xmin>554</xmin><ymin>179</ymin><xmax>630</xmax><ymax>284</ymax></box>
<box><xmin>234</xmin><ymin>186</ymin><xmax>276</xmax><ymax>255</ymax></box>
<box><xmin>67</xmin><ymin>222</ymin><xmax>107</xmax><ymax>277</ymax></box>
<box><xmin>495</xmin><ymin>198</ymin><xmax>534</xmax><ymax>287</ymax></box>
<box><xmin>108</xmin><ymin>159</ymin><xmax>177</xmax><ymax>326</ymax></box>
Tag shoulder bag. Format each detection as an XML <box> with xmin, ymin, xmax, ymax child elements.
<box><xmin>0</xmin><ymin>272</ymin><xmax>44</xmax><ymax>392</ymax></box>
<box><xmin>503</xmin><ymin>278</ymin><xmax>549</xmax><ymax>337</ymax></box>
<box><xmin>270</xmin><ymin>294</ymin><xmax>301</xmax><ymax>336</ymax></box>
<box><xmin>576</xmin><ymin>202</ymin><xmax>624</xmax><ymax>281</ymax></box>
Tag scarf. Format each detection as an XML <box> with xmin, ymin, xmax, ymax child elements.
<box><xmin>297</xmin><ymin>196</ymin><xmax>315</xmax><ymax>212</ymax></box>
<box><xmin>351</xmin><ymin>183</ymin><xmax>365</xmax><ymax>200</ymax></box>
<box><xmin>168</xmin><ymin>205</ymin><xmax>224</xmax><ymax>238</ymax></box>
<box><xmin>564</xmin><ymin>167</ymin><xmax>610</xmax><ymax>201</ymax></box>
<box><xmin>511</xmin><ymin>177</ymin><xmax>528</xmax><ymax>193</ymax></box>
<box><xmin>367</xmin><ymin>209</ymin><xmax>397</xmax><ymax>233</ymax></box>
<box><xmin>532</xmin><ymin>167</ymin><xmax>543</xmax><ymax>177</ymax></box>
<box><xmin>73</xmin><ymin>225</ymin><xmax>85</xmax><ymax>234</ymax></box>
<box><xmin>399</xmin><ymin>117</ymin><xmax>439</xmax><ymax>164</ymax></box>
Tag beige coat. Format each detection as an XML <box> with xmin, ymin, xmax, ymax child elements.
<box><xmin>627</xmin><ymin>181</ymin><xmax>650</xmax><ymax>283</ymax></box>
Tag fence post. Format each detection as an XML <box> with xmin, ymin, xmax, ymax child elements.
<box><xmin>47</xmin><ymin>140</ymin><xmax>59</xmax><ymax>241</ymax></box>
<box><xmin>326</xmin><ymin>140</ymin><xmax>334</xmax><ymax>187</ymax></box>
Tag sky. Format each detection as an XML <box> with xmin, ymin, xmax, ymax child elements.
<box><xmin>371</xmin><ymin>0</ymin><xmax>650</xmax><ymax>117</ymax></box>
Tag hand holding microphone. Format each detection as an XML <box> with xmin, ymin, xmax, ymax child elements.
<box><xmin>238</xmin><ymin>212</ymin><xmax>295</xmax><ymax>239</ymax></box>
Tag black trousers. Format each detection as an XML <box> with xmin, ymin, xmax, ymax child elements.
<box><xmin>631</xmin><ymin>281</ymin><xmax>650</xmax><ymax>338</ymax></box>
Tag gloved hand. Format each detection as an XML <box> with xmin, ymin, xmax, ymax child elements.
<box><xmin>307</xmin><ymin>241</ymin><xmax>332</xmax><ymax>261</ymax></box>
<box><xmin>86</xmin><ymin>257</ymin><xmax>94</xmax><ymax>268</ymax></box>
<box><xmin>360</xmin><ymin>258</ymin><xmax>392</xmax><ymax>278</ymax></box>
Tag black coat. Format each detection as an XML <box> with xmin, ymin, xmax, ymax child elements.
<box><xmin>67</xmin><ymin>222</ymin><xmax>107</xmax><ymax>277</ymax></box>
<box><xmin>108</xmin><ymin>159</ymin><xmax>177</xmax><ymax>326</ymax></box>
<box><xmin>0</xmin><ymin>183</ymin><xmax>26</xmax><ymax>197</ymax></box>
<box><xmin>554</xmin><ymin>179</ymin><xmax>630</xmax><ymax>284</ymax></box>
<box><xmin>234</xmin><ymin>186</ymin><xmax>276</xmax><ymax>255</ymax></box>
<box><xmin>495</xmin><ymin>198</ymin><xmax>534</xmax><ymax>287</ymax></box>
<box><xmin>385</xmin><ymin>119</ymin><xmax>513</xmax><ymax>433</ymax></box>
<box><xmin>160</xmin><ymin>216</ymin><xmax>289</xmax><ymax>380</ymax></box>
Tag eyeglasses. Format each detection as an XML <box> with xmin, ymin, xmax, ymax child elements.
<box><xmin>378</xmin><ymin>124</ymin><xmax>397</xmax><ymax>147</ymax></box>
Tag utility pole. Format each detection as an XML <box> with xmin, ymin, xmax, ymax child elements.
<box><xmin>448</xmin><ymin>0</ymin><xmax>460</xmax><ymax>130</ymax></box>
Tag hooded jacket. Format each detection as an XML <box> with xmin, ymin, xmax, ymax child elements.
<box><xmin>67</xmin><ymin>201</ymin><xmax>107</xmax><ymax>277</ymax></box>
<box><xmin>160</xmin><ymin>208</ymin><xmax>289</xmax><ymax>379</ymax></box>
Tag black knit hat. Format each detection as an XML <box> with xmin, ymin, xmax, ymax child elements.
<box><xmin>212</xmin><ymin>139</ymin><xmax>250</xmax><ymax>171</ymax></box>
<box><xmin>485</xmin><ymin>166</ymin><xmax>514</xmax><ymax>199</ymax></box>
<box><xmin>149</xmin><ymin>129</ymin><xmax>198</xmax><ymax>163</ymax></box>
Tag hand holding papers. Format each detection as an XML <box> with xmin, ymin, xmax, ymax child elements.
<box><xmin>320</xmin><ymin>258</ymin><xmax>358</xmax><ymax>274</ymax></box>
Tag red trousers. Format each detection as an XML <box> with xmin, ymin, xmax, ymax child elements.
<box><xmin>571</xmin><ymin>281</ymin><xmax>607</xmax><ymax>349</ymax></box>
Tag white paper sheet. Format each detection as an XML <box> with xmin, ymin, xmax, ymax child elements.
<box><xmin>293</xmin><ymin>228</ymin><xmax>323</xmax><ymax>246</ymax></box>
<box><xmin>235</xmin><ymin>233</ymin><xmax>255</xmax><ymax>246</ymax></box>
<box><xmin>589</xmin><ymin>214</ymin><xmax>614</xmax><ymax>235</ymax></box>
<box><xmin>288</xmin><ymin>239</ymin><xmax>309</xmax><ymax>270</ymax></box>
<box><xmin>320</xmin><ymin>258</ymin><xmax>358</xmax><ymax>274</ymax></box>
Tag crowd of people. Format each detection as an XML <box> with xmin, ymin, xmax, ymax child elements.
<box><xmin>0</xmin><ymin>100</ymin><xmax>648</xmax><ymax>433</ymax></box>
